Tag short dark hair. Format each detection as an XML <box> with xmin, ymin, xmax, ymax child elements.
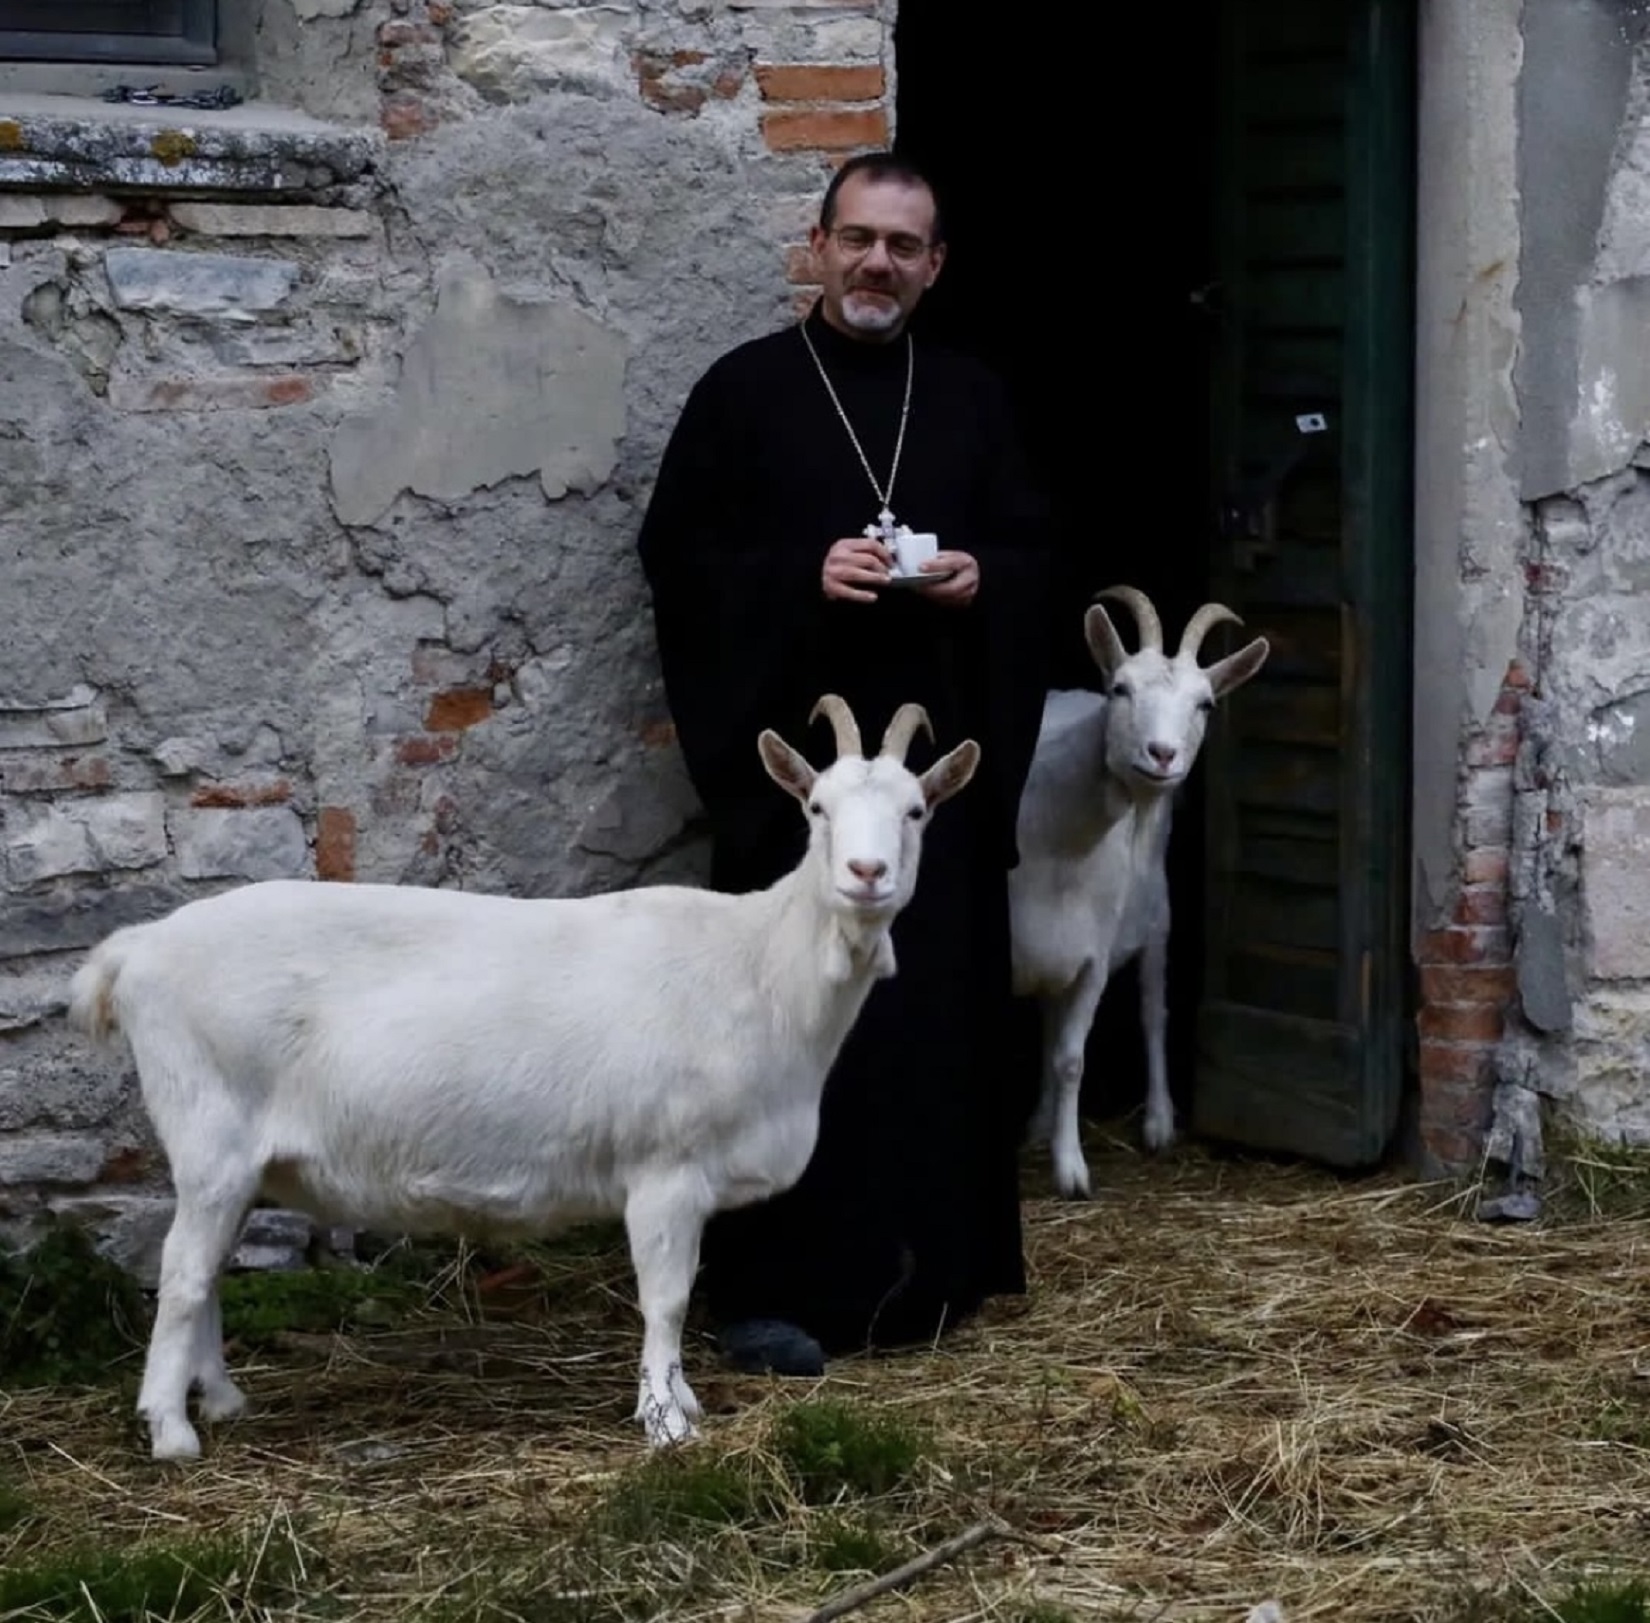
<box><xmin>819</xmin><ymin>151</ymin><xmax>945</xmax><ymax>245</ymax></box>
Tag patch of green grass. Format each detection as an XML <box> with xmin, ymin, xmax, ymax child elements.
<box><xmin>0</xmin><ymin>1529</ymin><xmax>305</xmax><ymax>1620</ymax></box>
<box><xmin>808</xmin><ymin>1511</ymin><xmax>906</xmax><ymax>1575</ymax></box>
<box><xmin>1000</xmin><ymin>1605</ymin><xmax>1081</xmax><ymax>1623</ymax></box>
<box><xmin>218</xmin><ymin>1258</ymin><xmax>425</xmax><ymax>1344</ymax></box>
<box><xmin>769</xmin><ymin>1397</ymin><xmax>930</xmax><ymax>1502</ymax></box>
<box><xmin>0</xmin><ymin>1479</ymin><xmax>35</xmax><ymax>1534</ymax></box>
<box><xmin>0</xmin><ymin>1221</ymin><xmax>146</xmax><ymax>1386</ymax></box>
<box><xmin>595</xmin><ymin>1449</ymin><xmax>776</xmax><ymax>1541</ymax></box>
<box><xmin>1552</xmin><ymin>1579</ymin><xmax>1650</xmax><ymax>1623</ymax></box>
<box><xmin>1544</xmin><ymin>1128</ymin><xmax>1650</xmax><ymax>1222</ymax></box>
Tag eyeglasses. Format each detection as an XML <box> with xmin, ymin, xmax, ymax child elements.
<box><xmin>827</xmin><ymin>226</ymin><xmax>935</xmax><ymax>265</ymax></box>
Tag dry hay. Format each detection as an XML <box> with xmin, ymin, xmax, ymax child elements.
<box><xmin>5</xmin><ymin>1128</ymin><xmax>1650</xmax><ymax>1622</ymax></box>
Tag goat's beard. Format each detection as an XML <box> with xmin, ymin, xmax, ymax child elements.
<box><xmin>839</xmin><ymin>290</ymin><xmax>905</xmax><ymax>335</ymax></box>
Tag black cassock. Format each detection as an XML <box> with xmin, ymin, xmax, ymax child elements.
<box><xmin>637</xmin><ymin>304</ymin><xmax>1051</xmax><ymax>1352</ymax></box>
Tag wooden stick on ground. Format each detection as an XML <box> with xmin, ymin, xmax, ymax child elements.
<box><xmin>802</xmin><ymin>1518</ymin><xmax>1012</xmax><ymax>1623</ymax></box>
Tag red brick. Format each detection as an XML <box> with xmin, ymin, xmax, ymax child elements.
<box><xmin>100</xmin><ymin>1146</ymin><xmax>152</xmax><ymax>1184</ymax></box>
<box><xmin>1502</xmin><ymin>659</ymin><xmax>1534</xmax><ymax>692</ymax></box>
<box><xmin>785</xmin><ymin>242</ymin><xmax>818</xmax><ymax>283</ymax></box>
<box><xmin>378</xmin><ymin>19</ymin><xmax>441</xmax><ymax>44</ymax></box>
<box><xmin>1417</xmin><ymin>1040</ymin><xmax>1495</xmax><ymax>1089</ymax></box>
<box><xmin>316</xmin><ymin>805</ymin><xmax>357</xmax><ymax>883</ymax></box>
<box><xmin>1418</xmin><ymin>1124</ymin><xmax>1483</xmax><ymax>1170</ymax></box>
<box><xmin>755</xmin><ymin>64</ymin><xmax>886</xmax><ymax>102</ymax></box>
<box><xmin>381</xmin><ymin>91</ymin><xmax>435</xmax><ymax>140</ymax></box>
<box><xmin>426</xmin><ymin>0</ymin><xmax>453</xmax><ymax>21</ymax></box>
<box><xmin>396</xmin><ymin>734</ymin><xmax>459</xmax><ymax>767</ymax></box>
<box><xmin>761</xmin><ymin>107</ymin><xmax>887</xmax><ymax>152</ymax></box>
<box><xmin>1419</xmin><ymin>926</ymin><xmax>1510</xmax><ymax>966</ymax></box>
<box><xmin>0</xmin><ymin>755</ymin><xmax>112</xmax><ymax>794</ymax></box>
<box><xmin>1419</xmin><ymin>964</ymin><xmax>1517</xmax><ymax>1005</ymax></box>
<box><xmin>190</xmin><ymin>778</ymin><xmax>293</xmax><ymax>808</ymax></box>
<box><xmin>1465</xmin><ymin>718</ymin><xmax>1519</xmax><ymax>768</ymax></box>
<box><xmin>1462</xmin><ymin>847</ymin><xmax>1510</xmax><ymax>886</ymax></box>
<box><xmin>425</xmin><ymin>687</ymin><xmax>493</xmax><ymax>732</ymax></box>
<box><xmin>1453</xmin><ymin>887</ymin><xmax>1508</xmax><ymax>927</ymax></box>
<box><xmin>1418</xmin><ymin>1002</ymin><xmax>1505</xmax><ymax>1043</ymax></box>
<box><xmin>117</xmin><ymin>375</ymin><xmax>317</xmax><ymax>412</ymax></box>
<box><xmin>712</xmin><ymin>67</ymin><xmax>744</xmax><ymax>99</ymax></box>
<box><xmin>639</xmin><ymin>719</ymin><xmax>677</xmax><ymax>748</ymax></box>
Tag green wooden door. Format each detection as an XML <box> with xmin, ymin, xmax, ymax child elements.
<box><xmin>1193</xmin><ymin>0</ymin><xmax>1413</xmax><ymax>1166</ymax></box>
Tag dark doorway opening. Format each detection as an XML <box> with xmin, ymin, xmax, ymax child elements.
<box><xmin>892</xmin><ymin>5</ymin><xmax>1224</xmax><ymax>1129</ymax></box>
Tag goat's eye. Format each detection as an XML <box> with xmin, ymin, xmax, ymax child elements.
<box><xmin>1110</xmin><ymin>681</ymin><xmax>1131</xmax><ymax>699</ymax></box>
<box><xmin>1197</xmin><ymin>698</ymin><xmax>1215</xmax><ymax>714</ymax></box>
<box><xmin>906</xmin><ymin>805</ymin><xmax>926</xmax><ymax>822</ymax></box>
<box><xmin>807</xmin><ymin>801</ymin><xmax>824</xmax><ymax>817</ymax></box>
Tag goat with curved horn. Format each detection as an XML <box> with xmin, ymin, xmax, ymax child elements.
<box><xmin>1178</xmin><ymin>603</ymin><xmax>1244</xmax><ymax>662</ymax></box>
<box><xmin>880</xmin><ymin>703</ymin><xmax>934</xmax><ymax>762</ymax></box>
<box><xmin>1010</xmin><ymin>592</ymin><xmax>1270</xmax><ymax>1197</ymax></box>
<box><xmin>809</xmin><ymin>693</ymin><xmax>864</xmax><ymax>758</ymax></box>
<box><xmin>1094</xmin><ymin>585</ymin><xmax>1163</xmax><ymax>651</ymax></box>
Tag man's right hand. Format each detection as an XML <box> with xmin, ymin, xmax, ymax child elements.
<box><xmin>822</xmin><ymin>536</ymin><xmax>894</xmax><ymax>603</ymax></box>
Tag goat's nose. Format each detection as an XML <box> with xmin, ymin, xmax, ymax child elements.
<box><xmin>1147</xmin><ymin>742</ymin><xmax>1177</xmax><ymax>769</ymax></box>
<box><xmin>847</xmin><ymin>858</ymin><xmax>887</xmax><ymax>883</ymax></box>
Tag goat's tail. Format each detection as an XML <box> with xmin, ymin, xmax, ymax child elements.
<box><xmin>67</xmin><ymin>937</ymin><xmax>129</xmax><ymax>1045</ymax></box>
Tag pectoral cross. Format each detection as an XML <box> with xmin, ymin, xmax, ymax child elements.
<box><xmin>862</xmin><ymin>506</ymin><xmax>900</xmax><ymax>544</ymax></box>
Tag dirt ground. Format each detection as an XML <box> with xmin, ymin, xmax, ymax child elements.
<box><xmin>5</xmin><ymin>1128</ymin><xmax>1650</xmax><ymax>1622</ymax></box>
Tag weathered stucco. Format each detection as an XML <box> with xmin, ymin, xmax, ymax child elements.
<box><xmin>0</xmin><ymin>0</ymin><xmax>889</xmax><ymax>1268</ymax></box>
<box><xmin>1494</xmin><ymin>12</ymin><xmax>1650</xmax><ymax>1148</ymax></box>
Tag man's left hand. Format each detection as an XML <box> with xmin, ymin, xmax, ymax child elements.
<box><xmin>913</xmin><ymin>550</ymin><xmax>979</xmax><ymax>606</ymax></box>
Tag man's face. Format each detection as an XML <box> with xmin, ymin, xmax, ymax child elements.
<box><xmin>810</xmin><ymin>174</ymin><xmax>946</xmax><ymax>341</ymax></box>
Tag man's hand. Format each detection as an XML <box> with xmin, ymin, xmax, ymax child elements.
<box><xmin>823</xmin><ymin>535</ymin><xmax>894</xmax><ymax>602</ymax></box>
<box><xmin>821</xmin><ymin>539</ymin><xmax>981</xmax><ymax>606</ymax></box>
<box><xmin>913</xmin><ymin>550</ymin><xmax>979</xmax><ymax>606</ymax></box>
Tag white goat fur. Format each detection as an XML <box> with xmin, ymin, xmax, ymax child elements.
<box><xmin>1009</xmin><ymin>588</ymin><xmax>1269</xmax><ymax>1197</ymax></box>
<box><xmin>68</xmin><ymin>696</ymin><xmax>979</xmax><ymax>1462</ymax></box>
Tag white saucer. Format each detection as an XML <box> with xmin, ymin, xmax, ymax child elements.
<box><xmin>882</xmin><ymin>569</ymin><xmax>959</xmax><ymax>590</ymax></box>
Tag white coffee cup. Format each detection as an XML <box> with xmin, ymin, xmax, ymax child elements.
<box><xmin>891</xmin><ymin>531</ymin><xmax>939</xmax><ymax>577</ymax></box>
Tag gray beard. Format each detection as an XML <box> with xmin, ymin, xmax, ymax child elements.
<box><xmin>839</xmin><ymin>292</ymin><xmax>904</xmax><ymax>335</ymax></box>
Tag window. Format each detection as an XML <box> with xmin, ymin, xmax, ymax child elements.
<box><xmin>0</xmin><ymin>2</ymin><xmax>217</xmax><ymax>66</ymax></box>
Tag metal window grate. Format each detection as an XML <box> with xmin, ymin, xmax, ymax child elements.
<box><xmin>0</xmin><ymin>1</ymin><xmax>217</xmax><ymax>65</ymax></box>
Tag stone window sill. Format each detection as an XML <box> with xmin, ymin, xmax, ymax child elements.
<box><xmin>0</xmin><ymin>92</ymin><xmax>379</xmax><ymax>198</ymax></box>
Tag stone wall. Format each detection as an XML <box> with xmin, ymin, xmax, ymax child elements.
<box><xmin>0</xmin><ymin>0</ymin><xmax>895</xmax><ymax>1273</ymax></box>
<box><xmin>1430</xmin><ymin>12</ymin><xmax>1650</xmax><ymax>1171</ymax></box>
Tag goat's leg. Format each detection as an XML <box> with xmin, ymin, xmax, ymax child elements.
<box><xmin>1044</xmin><ymin>967</ymin><xmax>1106</xmax><ymax>1200</ymax></box>
<box><xmin>139</xmin><ymin>1175</ymin><xmax>255</xmax><ymax>1461</ymax></box>
<box><xmin>1140</xmin><ymin>926</ymin><xmax>1175</xmax><ymax>1151</ymax></box>
<box><xmin>191</xmin><ymin>1283</ymin><xmax>247</xmax><ymax>1423</ymax></box>
<box><xmin>625</xmin><ymin>1176</ymin><xmax>707</xmax><ymax>1446</ymax></box>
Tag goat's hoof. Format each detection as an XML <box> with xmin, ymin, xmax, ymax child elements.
<box><xmin>1051</xmin><ymin>1160</ymin><xmax>1093</xmax><ymax>1201</ymax></box>
<box><xmin>1142</xmin><ymin>1117</ymin><xmax>1178</xmax><ymax>1154</ymax></box>
<box><xmin>198</xmin><ymin>1382</ymin><xmax>248</xmax><ymax>1423</ymax></box>
<box><xmin>642</xmin><ymin>1411</ymin><xmax>697</xmax><ymax>1448</ymax></box>
<box><xmin>146</xmin><ymin>1417</ymin><xmax>203</xmax><ymax>1462</ymax></box>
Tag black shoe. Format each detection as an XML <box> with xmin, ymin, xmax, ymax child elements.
<box><xmin>716</xmin><ymin>1318</ymin><xmax>826</xmax><ymax>1377</ymax></box>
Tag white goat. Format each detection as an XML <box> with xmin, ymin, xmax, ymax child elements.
<box><xmin>1009</xmin><ymin>587</ymin><xmax>1269</xmax><ymax>1198</ymax></box>
<box><xmin>68</xmin><ymin>695</ymin><xmax>979</xmax><ymax>1462</ymax></box>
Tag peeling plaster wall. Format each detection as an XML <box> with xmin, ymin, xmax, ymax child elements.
<box><xmin>0</xmin><ymin>0</ymin><xmax>894</xmax><ymax>1269</ymax></box>
<box><xmin>1499</xmin><ymin>4</ymin><xmax>1650</xmax><ymax>1147</ymax></box>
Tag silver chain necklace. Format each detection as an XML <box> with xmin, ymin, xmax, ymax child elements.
<box><xmin>798</xmin><ymin>320</ymin><xmax>914</xmax><ymax>541</ymax></box>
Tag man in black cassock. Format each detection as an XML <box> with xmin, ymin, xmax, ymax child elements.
<box><xmin>636</xmin><ymin>152</ymin><xmax>1051</xmax><ymax>1376</ymax></box>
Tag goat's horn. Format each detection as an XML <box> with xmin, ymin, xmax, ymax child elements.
<box><xmin>1094</xmin><ymin>586</ymin><xmax>1162</xmax><ymax>652</ymax></box>
<box><xmin>809</xmin><ymin>693</ymin><xmax>863</xmax><ymax>757</ymax></box>
<box><xmin>879</xmin><ymin>702</ymin><xmax>934</xmax><ymax>763</ymax></box>
<box><xmin>1178</xmin><ymin>602</ymin><xmax>1244</xmax><ymax>661</ymax></box>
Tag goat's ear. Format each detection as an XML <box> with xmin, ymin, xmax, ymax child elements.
<box><xmin>759</xmin><ymin>731</ymin><xmax>817</xmax><ymax>802</ymax></box>
<box><xmin>919</xmin><ymin>739</ymin><xmax>980</xmax><ymax>807</ymax></box>
<box><xmin>1083</xmin><ymin>604</ymin><xmax>1129</xmax><ymax>678</ymax></box>
<box><xmin>1207</xmin><ymin>636</ymin><xmax>1270</xmax><ymax>699</ymax></box>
